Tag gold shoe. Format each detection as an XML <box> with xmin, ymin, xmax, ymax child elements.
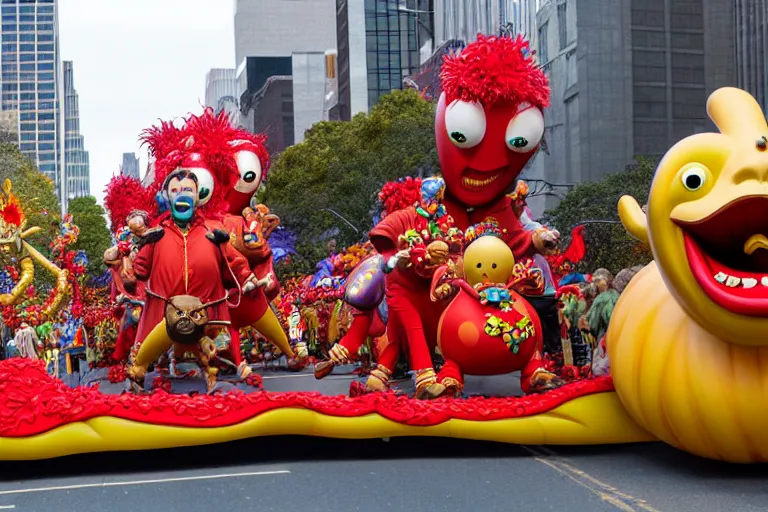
<box><xmin>365</xmin><ymin>364</ymin><xmax>392</xmax><ymax>393</ymax></box>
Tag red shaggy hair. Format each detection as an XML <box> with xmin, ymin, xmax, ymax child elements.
<box><xmin>184</xmin><ymin>108</ymin><xmax>271</xmax><ymax>180</ymax></box>
<box><xmin>378</xmin><ymin>177</ymin><xmax>423</xmax><ymax>215</ymax></box>
<box><xmin>440</xmin><ymin>34</ymin><xmax>550</xmax><ymax>108</ymax></box>
<box><xmin>104</xmin><ymin>175</ymin><xmax>152</xmax><ymax>233</ymax></box>
<box><xmin>139</xmin><ymin>119</ymin><xmax>186</xmax><ymax>161</ymax></box>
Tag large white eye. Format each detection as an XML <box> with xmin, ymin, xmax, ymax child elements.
<box><xmin>505</xmin><ymin>104</ymin><xmax>544</xmax><ymax>153</ymax></box>
<box><xmin>187</xmin><ymin>167</ymin><xmax>214</xmax><ymax>205</ymax></box>
<box><xmin>444</xmin><ymin>100</ymin><xmax>486</xmax><ymax>148</ymax></box>
<box><xmin>681</xmin><ymin>166</ymin><xmax>706</xmax><ymax>191</ymax></box>
<box><xmin>234</xmin><ymin>151</ymin><xmax>263</xmax><ymax>193</ymax></box>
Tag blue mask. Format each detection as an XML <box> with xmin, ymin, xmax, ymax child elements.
<box><xmin>170</xmin><ymin>193</ymin><xmax>196</xmax><ymax>224</ymax></box>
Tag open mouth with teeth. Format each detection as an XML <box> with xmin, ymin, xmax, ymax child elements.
<box><xmin>461</xmin><ymin>167</ymin><xmax>504</xmax><ymax>192</ymax></box>
<box><xmin>678</xmin><ymin>196</ymin><xmax>768</xmax><ymax>316</ymax></box>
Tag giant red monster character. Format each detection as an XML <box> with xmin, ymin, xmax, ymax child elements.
<box><xmin>369</xmin><ymin>176</ymin><xmax>463</xmax><ymax>399</ymax></box>
<box><xmin>436</xmin><ymin>34</ymin><xmax>559</xmax><ymax>257</ymax></box>
<box><xmin>181</xmin><ymin>110</ymin><xmax>296</xmax><ymax>361</ymax></box>
<box><xmin>128</xmin><ymin>152</ymin><xmax>259</xmax><ymax>380</ymax></box>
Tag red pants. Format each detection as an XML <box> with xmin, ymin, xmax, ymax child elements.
<box><xmin>382</xmin><ymin>284</ymin><xmax>443</xmax><ymax>374</ymax></box>
<box><xmin>338</xmin><ymin>307</ymin><xmax>386</xmax><ymax>358</ymax></box>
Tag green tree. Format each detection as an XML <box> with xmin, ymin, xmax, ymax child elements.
<box><xmin>265</xmin><ymin>89</ymin><xmax>439</xmax><ymax>276</ymax></box>
<box><xmin>541</xmin><ymin>157</ymin><xmax>657</xmax><ymax>273</ymax></box>
<box><xmin>67</xmin><ymin>196</ymin><xmax>112</xmax><ymax>278</ymax></box>
<box><xmin>0</xmin><ymin>143</ymin><xmax>61</xmax><ymax>290</ymax></box>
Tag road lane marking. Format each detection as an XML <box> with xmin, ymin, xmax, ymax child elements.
<box><xmin>0</xmin><ymin>505</ymin><xmax>16</xmax><ymax>509</ymax></box>
<box><xmin>523</xmin><ymin>446</ymin><xmax>661</xmax><ymax>512</ymax></box>
<box><xmin>0</xmin><ymin>470</ymin><xmax>290</xmax><ymax>496</ymax></box>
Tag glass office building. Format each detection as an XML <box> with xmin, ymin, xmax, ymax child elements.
<box><xmin>63</xmin><ymin>60</ymin><xmax>88</xmax><ymax>198</ymax></box>
<box><xmin>0</xmin><ymin>0</ymin><xmax>64</xmax><ymax>205</ymax></box>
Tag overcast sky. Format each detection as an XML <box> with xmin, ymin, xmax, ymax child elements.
<box><xmin>59</xmin><ymin>0</ymin><xmax>236</xmax><ymax>203</ymax></box>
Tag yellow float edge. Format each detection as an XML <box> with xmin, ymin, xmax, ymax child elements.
<box><xmin>0</xmin><ymin>391</ymin><xmax>657</xmax><ymax>460</ymax></box>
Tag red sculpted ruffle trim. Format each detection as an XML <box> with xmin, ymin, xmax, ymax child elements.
<box><xmin>0</xmin><ymin>358</ymin><xmax>614</xmax><ymax>438</ymax></box>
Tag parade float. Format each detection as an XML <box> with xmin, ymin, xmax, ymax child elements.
<box><xmin>2</xmin><ymin>32</ymin><xmax>767</xmax><ymax>465</ymax></box>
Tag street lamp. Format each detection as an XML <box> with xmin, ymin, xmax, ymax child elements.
<box><xmin>320</xmin><ymin>208</ymin><xmax>360</xmax><ymax>234</ymax></box>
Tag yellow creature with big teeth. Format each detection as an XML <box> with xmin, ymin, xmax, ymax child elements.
<box><xmin>610</xmin><ymin>87</ymin><xmax>768</xmax><ymax>463</ymax></box>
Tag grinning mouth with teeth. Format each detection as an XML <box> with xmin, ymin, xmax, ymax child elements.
<box><xmin>461</xmin><ymin>167</ymin><xmax>504</xmax><ymax>192</ymax></box>
<box><xmin>678</xmin><ymin>196</ymin><xmax>768</xmax><ymax>316</ymax></box>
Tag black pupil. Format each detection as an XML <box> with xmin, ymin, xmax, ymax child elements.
<box><xmin>451</xmin><ymin>132</ymin><xmax>467</xmax><ymax>143</ymax></box>
<box><xmin>199</xmin><ymin>187</ymin><xmax>210</xmax><ymax>199</ymax></box>
<box><xmin>685</xmin><ymin>174</ymin><xmax>702</xmax><ymax>189</ymax></box>
<box><xmin>244</xmin><ymin>171</ymin><xmax>256</xmax><ymax>183</ymax></box>
<box><xmin>476</xmin><ymin>262</ymin><xmax>482</xmax><ymax>268</ymax></box>
<box><xmin>492</xmin><ymin>263</ymin><xmax>497</xmax><ymax>269</ymax></box>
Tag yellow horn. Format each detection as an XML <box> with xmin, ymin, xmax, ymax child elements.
<box><xmin>707</xmin><ymin>87</ymin><xmax>767</xmax><ymax>137</ymax></box>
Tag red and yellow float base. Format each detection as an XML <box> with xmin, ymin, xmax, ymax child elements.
<box><xmin>0</xmin><ymin>358</ymin><xmax>654</xmax><ymax>461</ymax></box>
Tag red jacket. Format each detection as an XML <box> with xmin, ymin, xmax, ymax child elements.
<box><xmin>133</xmin><ymin>216</ymin><xmax>254</xmax><ymax>344</ymax></box>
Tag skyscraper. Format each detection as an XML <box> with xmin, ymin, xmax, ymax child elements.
<box><xmin>335</xmin><ymin>0</ymin><xmax>434</xmax><ymax>121</ymax></box>
<box><xmin>434</xmin><ymin>0</ymin><xmax>536</xmax><ymax>45</ymax></box>
<box><xmin>0</xmin><ymin>0</ymin><xmax>64</xmax><ymax>207</ymax></box>
<box><xmin>524</xmin><ymin>0</ymin><xmax>735</xmax><ymax>216</ymax></box>
<box><xmin>204</xmin><ymin>68</ymin><xmax>238</xmax><ymax>125</ymax></box>
<box><xmin>121</xmin><ymin>152</ymin><xmax>140</xmax><ymax>179</ymax></box>
<box><xmin>63</xmin><ymin>60</ymin><xmax>89</xmax><ymax>199</ymax></box>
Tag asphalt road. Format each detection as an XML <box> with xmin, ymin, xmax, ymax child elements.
<box><xmin>0</xmin><ymin>368</ymin><xmax>766</xmax><ymax>512</ymax></box>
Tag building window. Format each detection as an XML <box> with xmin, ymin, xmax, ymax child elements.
<box><xmin>1</xmin><ymin>42</ymin><xmax>15</xmax><ymax>52</ymax></box>
<box><xmin>0</xmin><ymin>15</ymin><xmax>15</xmax><ymax>23</ymax></box>
<box><xmin>18</xmin><ymin>33</ymin><xmax>34</xmax><ymax>42</ymax></box>
<box><xmin>19</xmin><ymin>92</ymin><xmax>34</xmax><ymax>101</ymax></box>
<box><xmin>558</xmin><ymin>3</ymin><xmax>568</xmax><ymax>49</ymax></box>
<box><xmin>38</xmin><ymin>142</ymin><xmax>54</xmax><ymax>151</ymax></box>
<box><xmin>38</xmin><ymin>71</ymin><xmax>52</xmax><ymax>80</ymax></box>
<box><xmin>38</xmin><ymin>112</ymin><xmax>53</xmax><ymax>120</ymax></box>
<box><xmin>19</xmin><ymin>112</ymin><xmax>33</xmax><ymax>121</ymax></box>
<box><xmin>2</xmin><ymin>33</ymin><xmax>16</xmax><ymax>42</ymax></box>
<box><xmin>19</xmin><ymin>123</ymin><xmax>35</xmax><ymax>131</ymax></box>
<box><xmin>20</xmin><ymin>143</ymin><xmax>35</xmax><ymax>152</ymax></box>
<box><xmin>18</xmin><ymin>72</ymin><xmax>33</xmax><ymax>81</ymax></box>
<box><xmin>37</xmin><ymin>100</ymin><xmax>53</xmax><ymax>109</ymax></box>
<box><xmin>18</xmin><ymin>23</ymin><xmax>33</xmax><ymax>31</ymax></box>
<box><xmin>37</xmin><ymin>43</ymin><xmax>53</xmax><ymax>52</ymax></box>
<box><xmin>39</xmin><ymin>163</ymin><xmax>55</xmax><ymax>173</ymax></box>
<box><xmin>37</xmin><ymin>14</ymin><xmax>53</xmax><ymax>22</ymax></box>
<box><xmin>19</xmin><ymin>53</ymin><xmax>34</xmax><ymax>62</ymax></box>
<box><xmin>38</xmin><ymin>91</ymin><xmax>53</xmax><ymax>99</ymax></box>
<box><xmin>1</xmin><ymin>92</ymin><xmax>16</xmax><ymax>102</ymax></box>
<box><xmin>538</xmin><ymin>22</ymin><xmax>548</xmax><ymax>64</ymax></box>
<box><xmin>19</xmin><ymin>63</ymin><xmax>33</xmax><ymax>72</ymax></box>
<box><xmin>37</xmin><ymin>52</ymin><xmax>53</xmax><ymax>61</ymax></box>
<box><xmin>39</xmin><ymin>132</ymin><xmax>54</xmax><ymax>141</ymax></box>
<box><xmin>37</xmin><ymin>34</ymin><xmax>52</xmax><ymax>42</ymax></box>
<box><xmin>20</xmin><ymin>132</ymin><xmax>35</xmax><ymax>142</ymax></box>
<box><xmin>37</xmin><ymin>62</ymin><xmax>53</xmax><ymax>70</ymax></box>
<box><xmin>37</xmin><ymin>23</ymin><xmax>53</xmax><ymax>31</ymax></box>
<box><xmin>0</xmin><ymin>7</ymin><xmax>14</xmax><ymax>16</ymax></box>
<box><xmin>19</xmin><ymin>15</ymin><xmax>33</xmax><ymax>22</ymax></box>
<box><xmin>1</xmin><ymin>82</ymin><xmax>15</xmax><ymax>91</ymax></box>
<box><xmin>19</xmin><ymin>82</ymin><xmax>33</xmax><ymax>90</ymax></box>
<box><xmin>18</xmin><ymin>43</ymin><xmax>33</xmax><ymax>52</ymax></box>
<box><xmin>38</xmin><ymin>5</ymin><xmax>53</xmax><ymax>14</ymax></box>
<box><xmin>38</xmin><ymin>122</ymin><xmax>54</xmax><ymax>131</ymax></box>
<box><xmin>37</xmin><ymin>82</ymin><xmax>54</xmax><ymax>91</ymax></box>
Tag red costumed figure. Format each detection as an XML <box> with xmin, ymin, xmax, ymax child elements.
<box><xmin>313</xmin><ymin>178</ymin><xmax>422</xmax><ymax>383</ymax></box>
<box><xmin>180</xmin><ymin>110</ymin><xmax>297</xmax><ymax>361</ymax></box>
<box><xmin>436</xmin><ymin>34</ymin><xmax>559</xmax><ymax>256</ymax></box>
<box><xmin>369</xmin><ymin>176</ymin><xmax>463</xmax><ymax>399</ymax></box>
<box><xmin>127</xmin><ymin>150</ymin><xmax>260</xmax><ymax>381</ymax></box>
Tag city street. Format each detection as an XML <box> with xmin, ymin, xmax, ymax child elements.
<box><xmin>0</xmin><ymin>369</ymin><xmax>766</xmax><ymax>512</ymax></box>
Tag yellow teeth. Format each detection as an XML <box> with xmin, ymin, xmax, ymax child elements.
<box><xmin>463</xmin><ymin>174</ymin><xmax>499</xmax><ymax>189</ymax></box>
<box><xmin>714</xmin><ymin>272</ymin><xmax>768</xmax><ymax>288</ymax></box>
<box><xmin>744</xmin><ymin>234</ymin><xmax>768</xmax><ymax>255</ymax></box>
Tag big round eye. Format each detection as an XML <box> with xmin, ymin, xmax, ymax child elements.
<box><xmin>235</xmin><ymin>151</ymin><xmax>263</xmax><ymax>193</ymax></box>
<box><xmin>444</xmin><ymin>100</ymin><xmax>486</xmax><ymax>148</ymax></box>
<box><xmin>681</xmin><ymin>167</ymin><xmax>706</xmax><ymax>191</ymax></box>
<box><xmin>505</xmin><ymin>105</ymin><xmax>544</xmax><ymax>153</ymax></box>
<box><xmin>188</xmin><ymin>167</ymin><xmax>214</xmax><ymax>205</ymax></box>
